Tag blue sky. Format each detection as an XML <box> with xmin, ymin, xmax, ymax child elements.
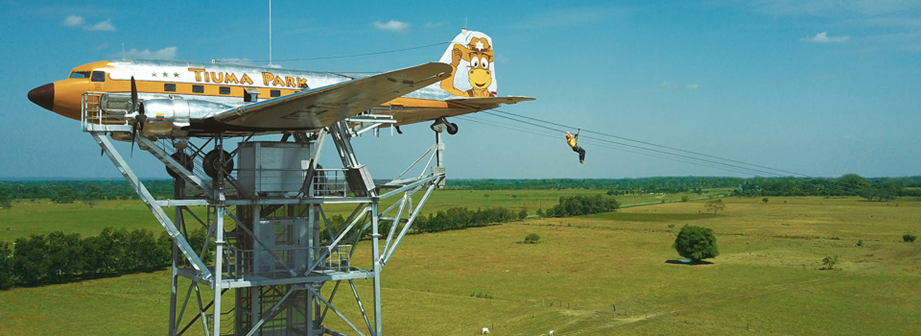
<box><xmin>1</xmin><ymin>0</ymin><xmax>919</xmax><ymax>180</ymax></box>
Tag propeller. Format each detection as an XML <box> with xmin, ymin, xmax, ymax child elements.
<box><xmin>129</xmin><ymin>76</ymin><xmax>146</xmax><ymax>157</ymax></box>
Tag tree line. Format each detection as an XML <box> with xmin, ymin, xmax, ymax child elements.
<box><xmin>444</xmin><ymin>175</ymin><xmax>921</xmax><ymax>197</ymax></box>
<box><xmin>0</xmin><ymin>228</ymin><xmax>212</xmax><ymax>290</ymax></box>
<box><xmin>731</xmin><ymin>174</ymin><xmax>921</xmax><ymax>200</ymax></box>
<box><xmin>0</xmin><ymin>180</ymin><xmax>175</xmax><ymax>207</ymax></box>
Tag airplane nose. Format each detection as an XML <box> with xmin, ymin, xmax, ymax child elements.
<box><xmin>28</xmin><ymin>83</ymin><xmax>55</xmax><ymax>111</ymax></box>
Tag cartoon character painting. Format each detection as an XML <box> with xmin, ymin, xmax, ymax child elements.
<box><xmin>439</xmin><ymin>29</ymin><xmax>498</xmax><ymax>97</ymax></box>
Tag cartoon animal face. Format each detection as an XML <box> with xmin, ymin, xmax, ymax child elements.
<box><xmin>465</xmin><ymin>38</ymin><xmax>493</xmax><ymax>92</ymax></box>
<box><xmin>441</xmin><ymin>34</ymin><xmax>496</xmax><ymax>97</ymax></box>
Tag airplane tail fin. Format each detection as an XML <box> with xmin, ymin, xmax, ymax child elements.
<box><xmin>437</xmin><ymin>29</ymin><xmax>498</xmax><ymax>97</ymax></box>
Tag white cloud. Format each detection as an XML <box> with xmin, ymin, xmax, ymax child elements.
<box><xmin>801</xmin><ymin>31</ymin><xmax>850</xmax><ymax>43</ymax></box>
<box><xmin>62</xmin><ymin>15</ymin><xmax>116</xmax><ymax>32</ymax></box>
<box><xmin>123</xmin><ymin>47</ymin><xmax>177</xmax><ymax>60</ymax></box>
<box><xmin>88</xmin><ymin>19</ymin><xmax>116</xmax><ymax>32</ymax></box>
<box><xmin>62</xmin><ymin>15</ymin><xmax>84</xmax><ymax>28</ymax></box>
<box><xmin>373</xmin><ymin>20</ymin><xmax>409</xmax><ymax>32</ymax></box>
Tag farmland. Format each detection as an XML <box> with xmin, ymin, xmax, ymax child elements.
<box><xmin>1</xmin><ymin>193</ymin><xmax>919</xmax><ymax>335</ymax></box>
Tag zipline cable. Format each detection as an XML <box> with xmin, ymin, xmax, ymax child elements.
<box><xmin>487</xmin><ymin>109</ymin><xmax>807</xmax><ymax>177</ymax></box>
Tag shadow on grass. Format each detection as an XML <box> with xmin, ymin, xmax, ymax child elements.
<box><xmin>665</xmin><ymin>259</ymin><xmax>714</xmax><ymax>265</ymax></box>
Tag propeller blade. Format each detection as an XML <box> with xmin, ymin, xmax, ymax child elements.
<box><xmin>130</xmin><ymin>76</ymin><xmax>139</xmax><ymax>114</ymax></box>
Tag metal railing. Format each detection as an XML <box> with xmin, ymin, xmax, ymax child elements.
<box><xmin>227</xmin><ymin>244</ymin><xmax>354</xmax><ymax>277</ymax></box>
<box><xmin>81</xmin><ymin>92</ymin><xmax>131</xmax><ymax>132</ymax></box>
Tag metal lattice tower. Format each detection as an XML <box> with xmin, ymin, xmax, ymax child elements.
<box><xmin>83</xmin><ymin>93</ymin><xmax>447</xmax><ymax>335</ymax></box>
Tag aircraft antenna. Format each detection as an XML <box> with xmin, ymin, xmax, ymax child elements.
<box><xmin>268</xmin><ymin>0</ymin><xmax>273</xmax><ymax>66</ymax></box>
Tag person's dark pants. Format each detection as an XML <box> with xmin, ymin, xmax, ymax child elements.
<box><xmin>572</xmin><ymin>146</ymin><xmax>585</xmax><ymax>161</ymax></box>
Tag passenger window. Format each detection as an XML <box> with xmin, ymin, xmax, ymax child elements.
<box><xmin>219</xmin><ymin>87</ymin><xmax>231</xmax><ymax>95</ymax></box>
<box><xmin>270</xmin><ymin>90</ymin><xmax>281</xmax><ymax>97</ymax></box>
<box><xmin>192</xmin><ymin>85</ymin><xmax>204</xmax><ymax>93</ymax></box>
<box><xmin>164</xmin><ymin>83</ymin><xmax>177</xmax><ymax>92</ymax></box>
<box><xmin>91</xmin><ymin>71</ymin><xmax>106</xmax><ymax>82</ymax></box>
<box><xmin>70</xmin><ymin>71</ymin><xmax>90</xmax><ymax>79</ymax></box>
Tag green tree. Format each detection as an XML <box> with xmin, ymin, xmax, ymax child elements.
<box><xmin>0</xmin><ymin>193</ymin><xmax>11</xmax><ymax>210</ymax></box>
<box><xmin>12</xmin><ymin>234</ymin><xmax>51</xmax><ymax>286</ymax></box>
<box><xmin>51</xmin><ymin>188</ymin><xmax>75</xmax><ymax>204</ymax></box>
<box><xmin>83</xmin><ymin>228</ymin><xmax>124</xmax><ymax>276</ymax></box>
<box><xmin>0</xmin><ymin>241</ymin><xmax>14</xmax><ymax>290</ymax></box>
<box><xmin>46</xmin><ymin>231</ymin><xmax>85</xmax><ymax>283</ymax></box>
<box><xmin>705</xmin><ymin>199</ymin><xmax>725</xmax><ymax>214</ymax></box>
<box><xmin>673</xmin><ymin>225</ymin><xmax>719</xmax><ymax>261</ymax></box>
<box><xmin>904</xmin><ymin>233</ymin><xmax>917</xmax><ymax>243</ymax></box>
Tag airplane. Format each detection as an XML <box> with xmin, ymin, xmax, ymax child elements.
<box><xmin>27</xmin><ymin>29</ymin><xmax>534</xmax><ymax>177</ymax></box>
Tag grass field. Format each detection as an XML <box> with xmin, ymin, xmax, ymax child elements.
<box><xmin>1</xmin><ymin>193</ymin><xmax>919</xmax><ymax>335</ymax></box>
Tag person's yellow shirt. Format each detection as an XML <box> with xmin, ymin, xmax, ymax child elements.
<box><xmin>567</xmin><ymin>135</ymin><xmax>578</xmax><ymax>148</ymax></box>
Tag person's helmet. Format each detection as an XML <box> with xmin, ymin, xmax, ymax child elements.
<box><xmin>565</xmin><ymin>132</ymin><xmax>572</xmax><ymax>139</ymax></box>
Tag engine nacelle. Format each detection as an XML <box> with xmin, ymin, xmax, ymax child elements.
<box><xmin>141</xmin><ymin>99</ymin><xmax>232</xmax><ymax>138</ymax></box>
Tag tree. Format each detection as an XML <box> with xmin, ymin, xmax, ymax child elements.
<box><xmin>762</xmin><ymin>198</ymin><xmax>768</xmax><ymax>204</ymax></box>
<box><xmin>51</xmin><ymin>188</ymin><xmax>75</xmax><ymax>204</ymax></box>
<box><xmin>673</xmin><ymin>225</ymin><xmax>719</xmax><ymax>261</ymax></box>
<box><xmin>12</xmin><ymin>234</ymin><xmax>51</xmax><ymax>286</ymax></box>
<box><xmin>705</xmin><ymin>199</ymin><xmax>725</xmax><ymax>214</ymax></box>
<box><xmin>45</xmin><ymin>231</ymin><xmax>85</xmax><ymax>283</ymax></box>
<box><xmin>518</xmin><ymin>208</ymin><xmax>528</xmax><ymax>220</ymax></box>
<box><xmin>0</xmin><ymin>193</ymin><xmax>11</xmax><ymax>210</ymax></box>
<box><xmin>904</xmin><ymin>233</ymin><xmax>917</xmax><ymax>243</ymax></box>
<box><xmin>0</xmin><ymin>241</ymin><xmax>14</xmax><ymax>290</ymax></box>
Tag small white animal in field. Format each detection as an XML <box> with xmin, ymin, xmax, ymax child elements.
<box><xmin>481</xmin><ymin>327</ymin><xmax>490</xmax><ymax>334</ymax></box>
<box><xmin>549</xmin><ymin>331</ymin><xmax>554</xmax><ymax>336</ymax></box>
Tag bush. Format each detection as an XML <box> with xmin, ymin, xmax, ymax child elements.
<box><xmin>822</xmin><ymin>255</ymin><xmax>838</xmax><ymax>270</ymax></box>
<box><xmin>518</xmin><ymin>208</ymin><xmax>528</xmax><ymax>220</ymax></box>
<box><xmin>904</xmin><ymin>233</ymin><xmax>917</xmax><ymax>242</ymax></box>
<box><xmin>523</xmin><ymin>233</ymin><xmax>541</xmax><ymax>244</ymax></box>
<box><xmin>673</xmin><ymin>225</ymin><xmax>719</xmax><ymax>261</ymax></box>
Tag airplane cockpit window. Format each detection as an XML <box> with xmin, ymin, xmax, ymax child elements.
<box><xmin>91</xmin><ymin>71</ymin><xmax>106</xmax><ymax>82</ymax></box>
<box><xmin>70</xmin><ymin>71</ymin><xmax>91</xmax><ymax>79</ymax></box>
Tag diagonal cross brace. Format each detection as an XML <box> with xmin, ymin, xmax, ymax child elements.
<box><xmin>91</xmin><ymin>132</ymin><xmax>212</xmax><ymax>280</ymax></box>
<box><xmin>136</xmin><ymin>136</ymin><xmax>213</xmax><ymax>196</ymax></box>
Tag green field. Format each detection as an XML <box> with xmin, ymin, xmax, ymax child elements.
<box><xmin>1</xmin><ymin>193</ymin><xmax>920</xmax><ymax>335</ymax></box>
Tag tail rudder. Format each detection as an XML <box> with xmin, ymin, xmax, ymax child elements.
<box><xmin>438</xmin><ymin>28</ymin><xmax>497</xmax><ymax>97</ymax></box>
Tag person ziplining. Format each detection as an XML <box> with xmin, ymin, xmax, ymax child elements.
<box><xmin>566</xmin><ymin>129</ymin><xmax>586</xmax><ymax>164</ymax></box>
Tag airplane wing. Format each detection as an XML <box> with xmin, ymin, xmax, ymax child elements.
<box><xmin>206</xmin><ymin>62</ymin><xmax>453</xmax><ymax>131</ymax></box>
<box><xmin>388</xmin><ymin>96</ymin><xmax>536</xmax><ymax>127</ymax></box>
